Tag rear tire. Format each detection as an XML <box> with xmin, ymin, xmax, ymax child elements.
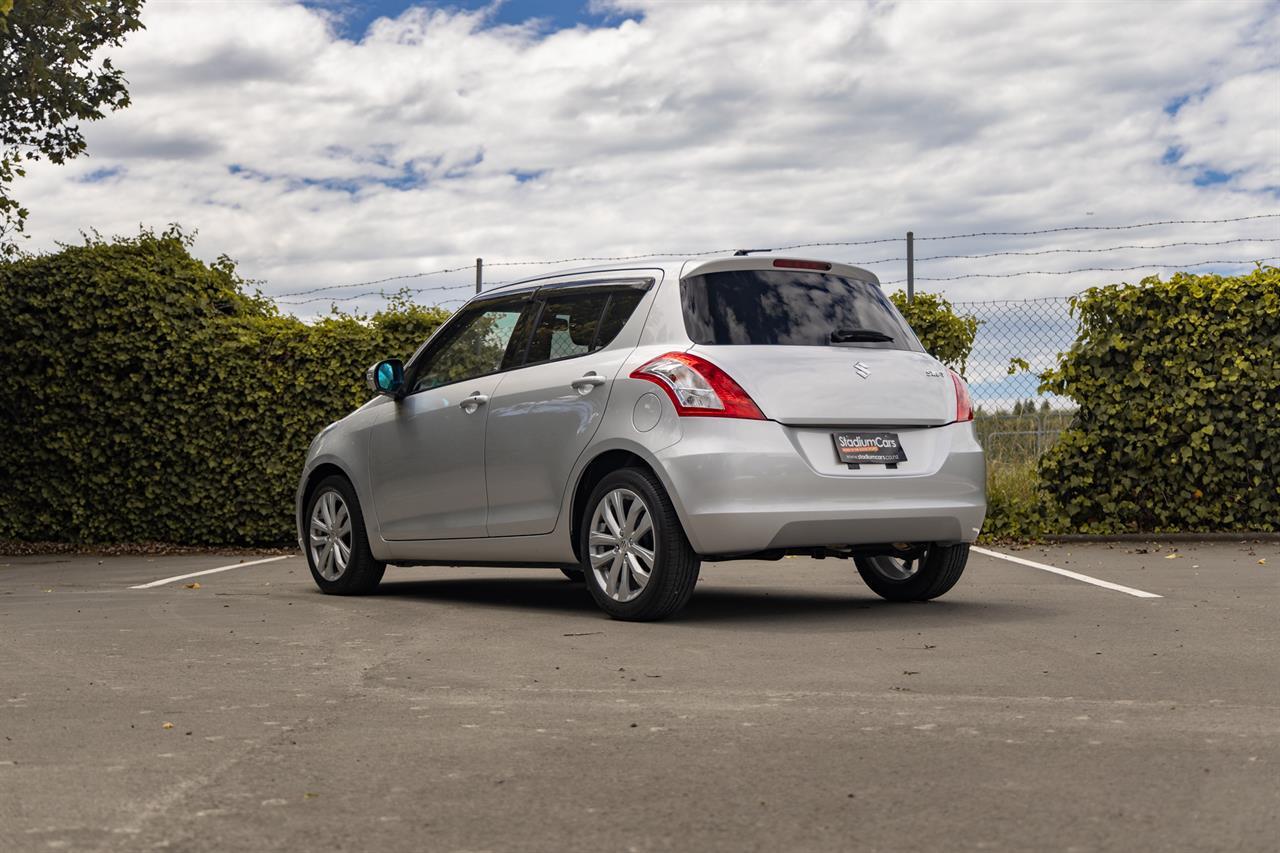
<box><xmin>579</xmin><ymin>468</ymin><xmax>700</xmax><ymax>621</ymax></box>
<box><xmin>304</xmin><ymin>475</ymin><xmax>385</xmax><ymax>595</ymax></box>
<box><xmin>855</xmin><ymin>544</ymin><xmax>969</xmax><ymax>602</ymax></box>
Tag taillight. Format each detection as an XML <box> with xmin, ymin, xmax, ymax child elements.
<box><xmin>950</xmin><ymin>369</ymin><xmax>974</xmax><ymax>422</ymax></box>
<box><xmin>630</xmin><ymin>352</ymin><xmax>765</xmax><ymax>420</ymax></box>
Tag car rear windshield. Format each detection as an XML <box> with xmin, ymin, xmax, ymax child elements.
<box><xmin>680</xmin><ymin>269</ymin><xmax>923</xmax><ymax>350</ymax></box>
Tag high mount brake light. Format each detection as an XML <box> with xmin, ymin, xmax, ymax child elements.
<box><xmin>631</xmin><ymin>352</ymin><xmax>766</xmax><ymax>420</ymax></box>
<box><xmin>950</xmin><ymin>369</ymin><xmax>974</xmax><ymax>422</ymax></box>
<box><xmin>772</xmin><ymin>259</ymin><xmax>831</xmax><ymax>271</ymax></box>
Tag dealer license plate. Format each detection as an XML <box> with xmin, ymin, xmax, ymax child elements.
<box><xmin>831</xmin><ymin>432</ymin><xmax>907</xmax><ymax>466</ymax></box>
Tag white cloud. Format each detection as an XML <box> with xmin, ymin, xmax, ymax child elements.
<box><xmin>14</xmin><ymin>0</ymin><xmax>1280</xmax><ymax>313</ymax></box>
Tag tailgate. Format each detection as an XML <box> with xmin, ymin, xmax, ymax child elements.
<box><xmin>691</xmin><ymin>345</ymin><xmax>953</xmax><ymax>426</ymax></box>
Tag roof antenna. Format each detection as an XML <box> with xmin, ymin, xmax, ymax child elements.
<box><xmin>733</xmin><ymin>248</ymin><xmax>773</xmax><ymax>256</ymax></box>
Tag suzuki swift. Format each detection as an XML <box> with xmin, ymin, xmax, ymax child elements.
<box><xmin>297</xmin><ymin>255</ymin><xmax>986</xmax><ymax>620</ymax></box>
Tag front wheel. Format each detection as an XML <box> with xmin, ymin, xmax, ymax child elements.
<box><xmin>855</xmin><ymin>544</ymin><xmax>969</xmax><ymax>602</ymax></box>
<box><xmin>305</xmin><ymin>475</ymin><xmax>385</xmax><ymax>595</ymax></box>
<box><xmin>579</xmin><ymin>468</ymin><xmax>700</xmax><ymax>621</ymax></box>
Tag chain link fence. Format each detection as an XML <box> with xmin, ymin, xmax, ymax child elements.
<box><xmin>951</xmin><ymin>295</ymin><xmax>1078</xmax><ymax>464</ymax></box>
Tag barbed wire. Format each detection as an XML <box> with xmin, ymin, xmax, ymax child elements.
<box><xmin>281</xmin><ymin>253</ymin><xmax>1273</xmax><ymax>304</ymax></box>
<box><xmin>912</xmin><ymin>213</ymin><xmax>1280</xmax><ymax>241</ymax></box>
<box><xmin>851</xmin><ymin>236</ymin><xmax>1280</xmax><ymax>265</ymax></box>
<box><xmin>277</xmin><ymin>281</ymin><xmax>475</xmax><ymax>305</ymax></box>
<box><xmin>879</xmin><ymin>257</ymin><xmax>1278</xmax><ymax>285</ymax></box>
<box><xmin>270</xmin><ymin>213</ymin><xmax>1279</xmax><ymax>304</ymax></box>
<box><xmin>478</xmin><ymin>236</ymin><xmax>906</xmax><ymax>270</ymax></box>
<box><xmin>277</xmin><ymin>277</ymin><xmax>531</xmax><ymax>305</ymax></box>
<box><xmin>273</xmin><ymin>264</ymin><xmax>474</xmax><ymax>298</ymax></box>
<box><xmin>479</xmin><ymin>215</ymin><xmax>1279</xmax><ymax>270</ymax></box>
<box><xmin>481</xmin><ymin>250</ymin><xmax>710</xmax><ymax>269</ymax></box>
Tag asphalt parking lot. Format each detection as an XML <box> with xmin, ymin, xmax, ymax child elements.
<box><xmin>2</xmin><ymin>541</ymin><xmax>1276</xmax><ymax>853</ymax></box>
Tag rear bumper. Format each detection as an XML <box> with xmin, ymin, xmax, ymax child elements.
<box><xmin>653</xmin><ymin>419</ymin><xmax>986</xmax><ymax>555</ymax></box>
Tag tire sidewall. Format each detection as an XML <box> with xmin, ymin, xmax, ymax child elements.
<box><xmin>861</xmin><ymin>573</ymin><xmax>925</xmax><ymax>602</ymax></box>
<box><xmin>579</xmin><ymin>469</ymin><xmax>668</xmax><ymax>616</ymax></box>
<box><xmin>856</xmin><ymin>544</ymin><xmax>968</xmax><ymax>601</ymax></box>
<box><xmin>305</xmin><ymin>475</ymin><xmax>380</xmax><ymax>594</ymax></box>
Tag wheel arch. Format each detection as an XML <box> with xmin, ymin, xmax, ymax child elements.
<box><xmin>298</xmin><ymin>460</ymin><xmax>382</xmax><ymax>555</ymax></box>
<box><xmin>302</xmin><ymin>462</ymin><xmax>351</xmax><ymax>507</ymax></box>
<box><xmin>568</xmin><ymin>449</ymin><xmax>654</xmax><ymax>563</ymax></box>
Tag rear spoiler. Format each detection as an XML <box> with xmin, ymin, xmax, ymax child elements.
<box><xmin>680</xmin><ymin>256</ymin><xmax>880</xmax><ymax>285</ymax></box>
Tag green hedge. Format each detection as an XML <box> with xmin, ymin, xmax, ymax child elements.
<box><xmin>0</xmin><ymin>229</ymin><xmax>447</xmax><ymax>544</ymax></box>
<box><xmin>5</xmin><ymin>232</ymin><xmax>1269</xmax><ymax>544</ymax></box>
<box><xmin>889</xmin><ymin>290</ymin><xmax>979</xmax><ymax>372</ymax></box>
<box><xmin>1037</xmin><ymin>266</ymin><xmax>1279</xmax><ymax>533</ymax></box>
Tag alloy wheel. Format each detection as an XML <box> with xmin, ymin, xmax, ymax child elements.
<box><xmin>863</xmin><ymin>554</ymin><xmax>922</xmax><ymax>582</ymax></box>
<box><xmin>588</xmin><ymin>488</ymin><xmax>655</xmax><ymax>602</ymax></box>
<box><xmin>309</xmin><ymin>490</ymin><xmax>352</xmax><ymax>581</ymax></box>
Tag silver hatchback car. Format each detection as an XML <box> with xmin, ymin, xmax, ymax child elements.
<box><xmin>297</xmin><ymin>255</ymin><xmax>986</xmax><ymax>620</ymax></box>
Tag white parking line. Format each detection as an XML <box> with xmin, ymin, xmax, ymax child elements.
<box><xmin>971</xmin><ymin>546</ymin><xmax>1162</xmax><ymax>599</ymax></box>
<box><xmin>129</xmin><ymin>556</ymin><xmax>293</xmax><ymax>589</ymax></box>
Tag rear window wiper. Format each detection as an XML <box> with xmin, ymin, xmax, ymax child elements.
<box><xmin>830</xmin><ymin>328</ymin><xmax>894</xmax><ymax>343</ymax></box>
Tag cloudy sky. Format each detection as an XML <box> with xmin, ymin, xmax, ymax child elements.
<box><xmin>15</xmin><ymin>0</ymin><xmax>1280</xmax><ymax>314</ymax></box>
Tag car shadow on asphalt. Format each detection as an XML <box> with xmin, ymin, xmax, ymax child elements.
<box><xmin>372</xmin><ymin>574</ymin><xmax>1052</xmax><ymax>627</ymax></box>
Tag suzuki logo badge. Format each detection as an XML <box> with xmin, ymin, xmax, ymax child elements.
<box><xmin>853</xmin><ymin>362</ymin><xmax>870</xmax><ymax>378</ymax></box>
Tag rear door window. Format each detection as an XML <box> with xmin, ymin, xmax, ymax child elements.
<box><xmin>596</xmin><ymin>289</ymin><xmax>645</xmax><ymax>347</ymax></box>
<box><xmin>525</xmin><ymin>291</ymin><xmax>611</xmax><ymax>364</ymax></box>
<box><xmin>680</xmin><ymin>270</ymin><xmax>923</xmax><ymax>352</ymax></box>
<box><xmin>523</xmin><ymin>285</ymin><xmax>648</xmax><ymax>365</ymax></box>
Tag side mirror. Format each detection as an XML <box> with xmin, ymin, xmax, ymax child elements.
<box><xmin>365</xmin><ymin>358</ymin><xmax>404</xmax><ymax>397</ymax></box>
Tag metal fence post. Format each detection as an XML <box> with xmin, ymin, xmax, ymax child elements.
<box><xmin>475</xmin><ymin>257</ymin><xmax>483</xmax><ymax>294</ymax></box>
<box><xmin>906</xmin><ymin>231</ymin><xmax>914</xmax><ymax>303</ymax></box>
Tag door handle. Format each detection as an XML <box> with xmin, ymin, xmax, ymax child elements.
<box><xmin>571</xmin><ymin>372</ymin><xmax>607</xmax><ymax>392</ymax></box>
<box><xmin>459</xmin><ymin>393</ymin><xmax>489</xmax><ymax>412</ymax></box>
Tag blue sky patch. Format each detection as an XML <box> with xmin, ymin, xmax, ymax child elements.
<box><xmin>227</xmin><ymin>163</ymin><xmax>261</xmax><ymax>179</ymax></box>
<box><xmin>1164</xmin><ymin>85</ymin><xmax>1214</xmax><ymax>117</ymax></box>
<box><xmin>299</xmin><ymin>176</ymin><xmax>364</xmax><ymax>194</ymax></box>
<box><xmin>301</xmin><ymin>0</ymin><xmax>641</xmax><ymax>40</ymax></box>
<box><xmin>78</xmin><ymin>166</ymin><xmax>125</xmax><ymax>183</ymax></box>
<box><xmin>510</xmin><ymin>168</ymin><xmax>545</xmax><ymax>183</ymax></box>
<box><xmin>1163</xmin><ymin>93</ymin><xmax>1192</xmax><ymax>116</ymax></box>
<box><xmin>1159</xmin><ymin>146</ymin><xmax>1239</xmax><ymax>189</ymax></box>
<box><xmin>230</xmin><ymin>160</ymin><xmax>430</xmax><ymax>193</ymax></box>
<box><xmin>1193</xmin><ymin>168</ymin><xmax>1235</xmax><ymax>187</ymax></box>
<box><xmin>383</xmin><ymin>161</ymin><xmax>431</xmax><ymax>190</ymax></box>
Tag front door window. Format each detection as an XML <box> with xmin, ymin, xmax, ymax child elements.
<box><xmin>412</xmin><ymin>299</ymin><xmax>531</xmax><ymax>393</ymax></box>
